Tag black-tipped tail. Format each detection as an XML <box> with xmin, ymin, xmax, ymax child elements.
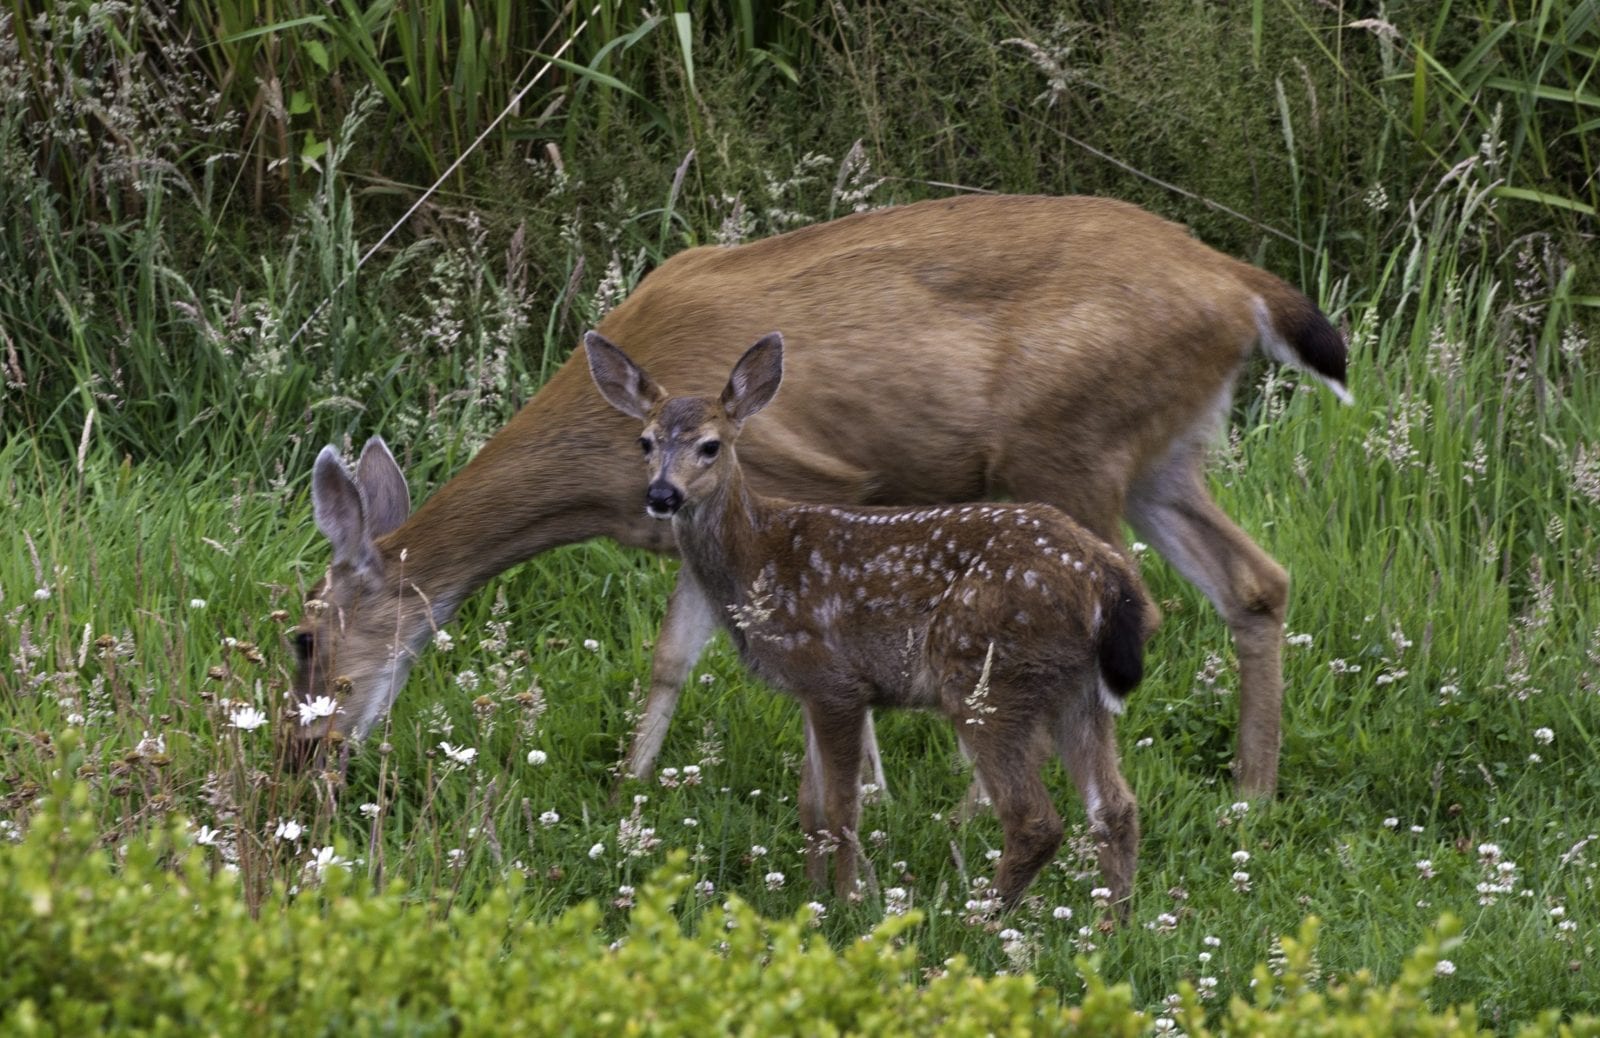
<box><xmin>1275</xmin><ymin>292</ymin><xmax>1348</xmax><ymax>389</ymax></box>
<box><xmin>1097</xmin><ymin>580</ymin><xmax>1151</xmax><ymax>700</ymax></box>
<box><xmin>1239</xmin><ymin>262</ymin><xmax>1352</xmax><ymax>403</ymax></box>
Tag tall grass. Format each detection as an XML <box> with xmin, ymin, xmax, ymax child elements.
<box><xmin>3</xmin><ymin>0</ymin><xmax>1599</xmax><ymax>1029</ymax></box>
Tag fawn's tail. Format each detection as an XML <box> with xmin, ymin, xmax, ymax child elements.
<box><xmin>1097</xmin><ymin>573</ymin><xmax>1157</xmax><ymax>709</ymax></box>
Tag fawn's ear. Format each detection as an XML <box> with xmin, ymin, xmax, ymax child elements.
<box><xmin>585</xmin><ymin>331</ymin><xmax>667</xmax><ymax>420</ymax></box>
<box><xmin>721</xmin><ymin>332</ymin><xmax>784</xmax><ymax>424</ymax></box>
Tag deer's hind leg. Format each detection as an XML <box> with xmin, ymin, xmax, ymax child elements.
<box><xmin>1127</xmin><ymin>439</ymin><xmax>1288</xmax><ymax>798</ymax></box>
<box><xmin>1056</xmin><ymin>685</ymin><xmax>1139</xmax><ymax>918</ymax></box>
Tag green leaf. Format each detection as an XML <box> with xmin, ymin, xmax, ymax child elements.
<box><xmin>673</xmin><ymin>11</ymin><xmax>697</xmax><ymax>97</ymax></box>
<box><xmin>1491</xmin><ymin>185</ymin><xmax>1598</xmax><ymax>215</ymax></box>
<box><xmin>1484</xmin><ymin>75</ymin><xmax>1600</xmax><ymax>109</ymax></box>
<box><xmin>303</xmin><ymin>38</ymin><xmax>330</xmax><ymax>72</ymax></box>
<box><xmin>288</xmin><ymin>90</ymin><xmax>313</xmax><ymax>116</ymax></box>
<box><xmin>212</xmin><ymin>14</ymin><xmax>328</xmax><ymax>47</ymax></box>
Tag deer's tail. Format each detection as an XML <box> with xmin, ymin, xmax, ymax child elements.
<box><xmin>1236</xmin><ymin>263</ymin><xmax>1352</xmax><ymax>405</ymax></box>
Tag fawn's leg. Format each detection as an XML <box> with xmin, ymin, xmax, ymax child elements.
<box><xmin>965</xmin><ymin>717</ymin><xmax>1062</xmax><ymax>908</ymax></box>
<box><xmin>622</xmin><ymin>571</ymin><xmax>719</xmax><ymax>784</ymax></box>
<box><xmin>800</xmin><ymin>709</ymin><xmax>888</xmax><ymax>807</ymax></box>
<box><xmin>804</xmin><ymin>699</ymin><xmax>867</xmax><ymax>900</ymax></box>
<box><xmin>1057</xmin><ymin>691</ymin><xmax>1139</xmax><ymax>919</ymax></box>
<box><xmin>1127</xmin><ymin>441</ymin><xmax>1287</xmax><ymax>798</ymax></box>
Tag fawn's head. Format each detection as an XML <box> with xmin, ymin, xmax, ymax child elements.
<box><xmin>284</xmin><ymin>437</ymin><xmax>414</xmax><ymax>769</ymax></box>
<box><xmin>585</xmin><ymin>330</ymin><xmax>784</xmax><ymax>519</ymax></box>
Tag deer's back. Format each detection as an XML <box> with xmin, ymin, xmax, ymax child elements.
<box><xmin>588</xmin><ymin>195</ymin><xmax>1272</xmax><ymax>518</ymax></box>
<box><xmin>697</xmin><ymin>499</ymin><xmax>1135</xmax><ymax>712</ymax></box>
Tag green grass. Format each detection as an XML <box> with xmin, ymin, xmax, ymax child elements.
<box><xmin>4</xmin><ymin>1</ymin><xmax>1600</xmax><ymax>1031</ymax></box>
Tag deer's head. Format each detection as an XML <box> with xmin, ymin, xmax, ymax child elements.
<box><xmin>584</xmin><ymin>330</ymin><xmax>784</xmax><ymax>519</ymax></box>
<box><xmin>283</xmin><ymin>437</ymin><xmax>414</xmax><ymax>769</ymax></box>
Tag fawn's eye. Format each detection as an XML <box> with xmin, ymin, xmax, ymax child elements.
<box><xmin>639</xmin><ymin>436</ymin><xmax>653</xmax><ymax>456</ymax></box>
<box><xmin>698</xmin><ymin>440</ymin><xmax>721</xmax><ymax>460</ymax></box>
<box><xmin>294</xmin><ymin>631</ymin><xmax>314</xmax><ymax>659</ymax></box>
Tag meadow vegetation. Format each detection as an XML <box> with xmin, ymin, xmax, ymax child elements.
<box><xmin>2</xmin><ymin>0</ymin><xmax>1598</xmax><ymax>1031</ymax></box>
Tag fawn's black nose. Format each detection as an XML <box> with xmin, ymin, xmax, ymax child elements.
<box><xmin>645</xmin><ymin>482</ymin><xmax>682</xmax><ymax>517</ymax></box>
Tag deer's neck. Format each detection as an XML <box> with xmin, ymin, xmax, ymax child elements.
<box><xmin>672</xmin><ymin>459</ymin><xmax>776</xmax><ymax>621</ymax></box>
<box><xmin>370</xmin><ymin>368</ymin><xmax>653</xmax><ymax>621</ymax></box>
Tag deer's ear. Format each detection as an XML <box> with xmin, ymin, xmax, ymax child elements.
<box><xmin>586</xmin><ymin>331</ymin><xmax>666</xmax><ymax>420</ymax></box>
<box><xmin>722</xmin><ymin>332</ymin><xmax>784</xmax><ymax>424</ymax></box>
<box><xmin>356</xmin><ymin>436</ymin><xmax>410</xmax><ymax>539</ymax></box>
<box><xmin>312</xmin><ymin>446</ymin><xmax>378</xmax><ymax>572</ymax></box>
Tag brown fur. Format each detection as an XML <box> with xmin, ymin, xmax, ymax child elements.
<box><xmin>289</xmin><ymin>195</ymin><xmax>1347</xmax><ymax>796</ymax></box>
<box><xmin>587</xmin><ymin>332</ymin><xmax>1156</xmax><ymax>908</ymax></box>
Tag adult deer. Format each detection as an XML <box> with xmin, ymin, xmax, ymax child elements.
<box><xmin>585</xmin><ymin>331</ymin><xmax>1158</xmax><ymax>906</ymax></box>
<box><xmin>291</xmin><ymin>194</ymin><xmax>1349</xmax><ymax>797</ymax></box>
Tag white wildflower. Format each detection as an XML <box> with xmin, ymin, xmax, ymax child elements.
<box><xmin>307</xmin><ymin>846</ymin><xmax>349</xmax><ymax>874</ymax></box>
<box><xmin>229</xmin><ymin>706</ymin><xmax>269</xmax><ymax>732</ymax></box>
<box><xmin>296</xmin><ymin>696</ymin><xmax>338</xmax><ymax>726</ymax></box>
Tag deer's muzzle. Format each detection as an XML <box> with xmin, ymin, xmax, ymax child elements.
<box><xmin>645</xmin><ymin>481</ymin><xmax>682</xmax><ymax>518</ymax></box>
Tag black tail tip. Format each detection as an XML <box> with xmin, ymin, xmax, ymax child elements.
<box><xmin>1098</xmin><ymin>584</ymin><xmax>1153</xmax><ymax>698</ymax></box>
<box><xmin>1284</xmin><ymin>296</ymin><xmax>1349</xmax><ymax>389</ymax></box>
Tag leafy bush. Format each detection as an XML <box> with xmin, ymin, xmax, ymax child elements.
<box><xmin>3</xmin><ymin>777</ymin><xmax>1592</xmax><ymax>1036</ymax></box>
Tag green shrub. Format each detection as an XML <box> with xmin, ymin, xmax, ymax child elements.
<box><xmin>3</xmin><ymin>777</ymin><xmax>1592</xmax><ymax>1036</ymax></box>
